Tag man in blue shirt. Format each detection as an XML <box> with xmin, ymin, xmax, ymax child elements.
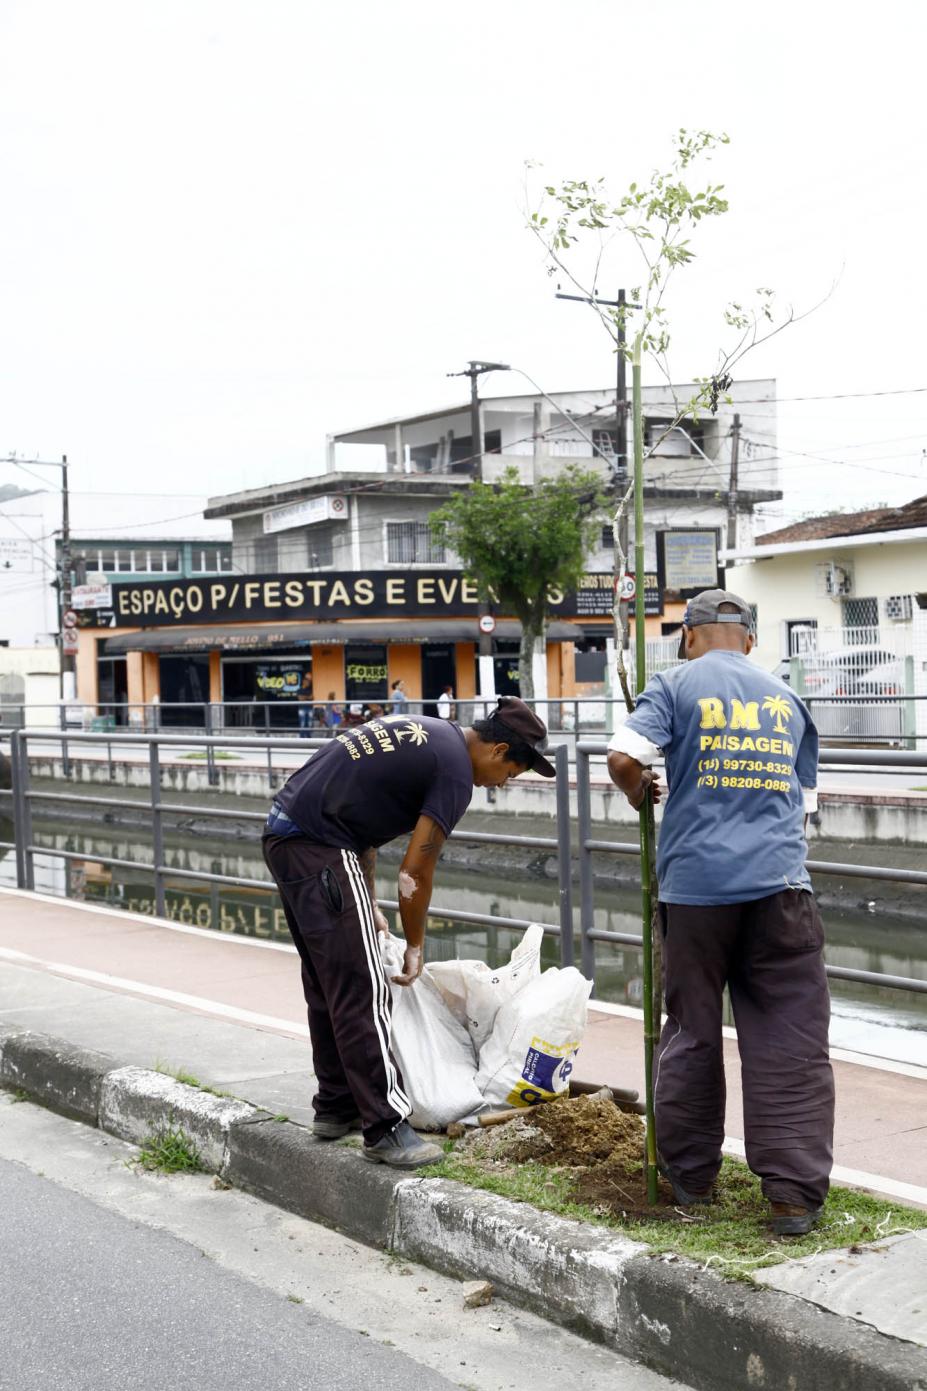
<box><xmin>607</xmin><ymin>590</ymin><xmax>834</xmax><ymax>1235</ymax></box>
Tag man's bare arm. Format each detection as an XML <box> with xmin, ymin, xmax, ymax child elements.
<box><xmin>607</xmin><ymin>750</ymin><xmax>662</xmax><ymax>810</ymax></box>
<box><xmin>358</xmin><ymin>846</ymin><xmax>390</xmax><ymax>934</ymax></box>
<box><xmin>392</xmin><ymin>815</ymin><xmax>446</xmax><ymax>986</ymax></box>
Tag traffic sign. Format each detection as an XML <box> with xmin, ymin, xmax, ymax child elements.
<box><xmin>62</xmin><ymin>625</ymin><xmax>79</xmax><ymax>655</ymax></box>
<box><xmin>63</xmin><ymin>609</ymin><xmax>78</xmax><ymax>628</ymax></box>
<box><xmin>619</xmin><ymin>574</ymin><xmax>636</xmax><ymax>600</ymax></box>
<box><xmin>478</xmin><ymin>613</ymin><xmax>496</xmax><ymax>635</ymax></box>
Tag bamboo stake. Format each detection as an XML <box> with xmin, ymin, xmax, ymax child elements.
<box><xmin>632</xmin><ymin>340</ymin><xmax>660</xmax><ymax>1206</ymax></box>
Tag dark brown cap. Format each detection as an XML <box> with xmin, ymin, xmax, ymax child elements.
<box><xmin>677</xmin><ymin>588</ymin><xmax>753</xmax><ymax>657</ymax></box>
<box><xmin>493</xmin><ymin>696</ymin><xmax>556</xmax><ymax>778</ymax></box>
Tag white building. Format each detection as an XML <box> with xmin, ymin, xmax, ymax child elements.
<box><xmin>723</xmin><ymin>495</ymin><xmax>927</xmax><ymax>744</ymax></box>
<box><xmin>328</xmin><ymin>378</ymin><xmax>781</xmax><ymax>573</ymax></box>
<box><xmin>0</xmin><ymin>489</ymin><xmax>231</xmax><ymax>649</ymax></box>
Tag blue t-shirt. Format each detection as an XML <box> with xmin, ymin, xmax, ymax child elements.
<box><xmin>274</xmin><ymin>714</ymin><xmax>473</xmax><ymax>853</ymax></box>
<box><xmin>622</xmin><ymin>651</ymin><xmax>818</xmax><ymax>905</ymax></box>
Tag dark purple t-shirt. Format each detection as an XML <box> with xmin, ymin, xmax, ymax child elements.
<box><xmin>274</xmin><ymin>714</ymin><xmax>474</xmax><ymax>852</ymax></box>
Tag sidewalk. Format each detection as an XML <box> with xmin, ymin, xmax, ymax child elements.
<box><xmin>1</xmin><ymin>887</ymin><xmax>926</xmax><ymax>1389</ymax></box>
<box><xmin>1</xmin><ymin>887</ymin><xmax>925</xmax><ymax>1204</ymax></box>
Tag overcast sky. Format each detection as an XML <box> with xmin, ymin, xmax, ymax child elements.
<box><xmin>2</xmin><ymin>1</ymin><xmax>925</xmax><ymax>530</ymax></box>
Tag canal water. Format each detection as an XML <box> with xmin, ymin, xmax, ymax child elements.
<box><xmin>4</xmin><ymin>818</ymin><xmax>926</xmax><ymax>1068</ymax></box>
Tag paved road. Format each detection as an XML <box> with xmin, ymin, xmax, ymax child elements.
<box><xmin>0</xmin><ymin>1094</ymin><xmax>688</xmax><ymax>1391</ymax></box>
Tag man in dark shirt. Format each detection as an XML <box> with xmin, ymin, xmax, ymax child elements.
<box><xmin>263</xmin><ymin>696</ymin><xmax>555</xmax><ymax>1168</ymax></box>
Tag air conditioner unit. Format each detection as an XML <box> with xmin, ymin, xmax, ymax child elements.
<box><xmin>885</xmin><ymin>593</ymin><xmax>913</xmax><ymax>622</ymax></box>
<box><xmin>823</xmin><ymin>563</ymin><xmax>853</xmax><ymax>599</ymax></box>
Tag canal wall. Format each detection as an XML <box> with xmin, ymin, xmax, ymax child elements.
<box><xmin>21</xmin><ymin>751</ymin><xmax>927</xmax><ymax>846</ymax></box>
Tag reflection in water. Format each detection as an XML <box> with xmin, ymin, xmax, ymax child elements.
<box><xmin>9</xmin><ymin>821</ymin><xmax>927</xmax><ymax>1067</ymax></box>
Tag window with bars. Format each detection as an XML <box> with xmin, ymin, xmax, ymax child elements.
<box><xmin>386</xmin><ymin>521</ymin><xmax>445</xmax><ymax>565</ymax></box>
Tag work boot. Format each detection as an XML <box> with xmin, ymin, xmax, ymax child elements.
<box><xmin>312</xmin><ymin>1114</ymin><xmax>362</xmax><ymax>1141</ymax></box>
<box><xmin>769</xmin><ymin>1203</ymin><xmax>823</xmax><ymax>1237</ymax></box>
<box><xmin>656</xmin><ymin>1154</ymin><xmax>714</xmax><ymax>1207</ymax></box>
<box><xmin>361</xmin><ymin>1120</ymin><xmax>443</xmax><ymax>1169</ymax></box>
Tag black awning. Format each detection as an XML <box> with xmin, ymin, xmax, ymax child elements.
<box><xmin>102</xmin><ymin>618</ymin><xmax>585</xmax><ymax>655</ymax></box>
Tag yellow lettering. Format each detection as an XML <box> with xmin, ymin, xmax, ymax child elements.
<box><xmin>304</xmin><ymin>580</ymin><xmax>324</xmax><ymax>604</ymax></box>
<box><xmin>118</xmin><ymin>592</ymin><xmax>131</xmax><ymax>615</ymax></box>
<box><xmin>328</xmin><ymin>580</ymin><xmax>350</xmax><ymax>606</ymax></box>
<box><xmin>386</xmin><ymin>578</ymin><xmax>405</xmax><ymax>604</ymax></box>
<box><xmin>755</xmin><ymin>737</ymin><xmax>770</xmax><ymax>752</ymax></box>
<box><xmin>263</xmin><ymin>581</ymin><xmax>281</xmax><ymax>608</ymax></box>
<box><xmin>154</xmin><ymin>590</ymin><xmax>169</xmax><ymax>615</ymax></box>
<box><xmin>698</xmin><ymin>697</ymin><xmax>727</xmax><ymax>729</ymax></box>
<box><xmin>285</xmin><ymin>580</ymin><xmax>303</xmax><ymax>607</ymax></box>
<box><xmin>354</xmin><ymin>578</ymin><xmax>374</xmax><ymax>606</ymax></box>
<box><xmin>186</xmin><ymin>585</ymin><xmax>203</xmax><ymax>613</ymax></box>
<box><xmin>130</xmin><ymin>591</ymin><xmax>142</xmax><ymax>615</ymax></box>
<box><xmin>739</xmin><ymin>736</ymin><xmax>756</xmax><ymax>751</ymax></box>
<box><xmin>210</xmin><ymin>583</ymin><xmax>227</xmax><ymax>609</ymax></box>
<box><xmin>770</xmin><ymin>738</ymin><xmax>783</xmax><ymax>754</ymax></box>
<box><xmin>243</xmin><ymin>581</ymin><xmax>260</xmax><ymax>608</ymax></box>
<box><xmin>437</xmin><ymin>576</ymin><xmax>457</xmax><ymax>604</ymax></box>
<box><xmin>729</xmin><ymin>699</ymin><xmax>760</xmax><ymax>731</ymax></box>
<box><xmin>700</xmin><ymin>735</ymin><xmax>715</xmax><ymax>750</ymax></box>
<box><xmin>417</xmin><ymin>577</ymin><xmax>435</xmax><ymax>605</ymax></box>
<box><xmin>726</xmin><ymin>735</ymin><xmax>741</xmax><ymax>751</ymax></box>
<box><xmin>462</xmin><ymin>578</ymin><xmax>480</xmax><ymax>604</ymax></box>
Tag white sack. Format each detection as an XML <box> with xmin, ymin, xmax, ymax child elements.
<box><xmin>475</xmin><ymin>966</ymin><xmax>592</xmax><ymax>1110</ymax></box>
<box><xmin>380</xmin><ymin>934</ymin><xmax>485</xmax><ymax>1131</ymax></box>
<box><xmin>427</xmin><ymin>923</ymin><xmax>544</xmax><ymax>1055</ymax></box>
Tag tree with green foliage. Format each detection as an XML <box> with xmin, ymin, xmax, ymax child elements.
<box><xmin>430</xmin><ymin>465</ymin><xmax>603</xmax><ymax>702</ymax></box>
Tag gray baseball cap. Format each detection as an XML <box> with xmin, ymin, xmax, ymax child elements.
<box><xmin>677</xmin><ymin>588</ymin><xmax>752</xmax><ymax>657</ymax></box>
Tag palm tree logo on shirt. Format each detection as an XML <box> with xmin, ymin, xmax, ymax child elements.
<box><xmin>762</xmin><ymin>694</ymin><xmax>794</xmax><ymax>735</ymax></box>
<box><xmin>394</xmin><ymin>721</ymin><xmax>429</xmax><ymax>747</ymax></box>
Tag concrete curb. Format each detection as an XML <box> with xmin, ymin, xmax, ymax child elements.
<box><xmin>1</xmin><ymin>1026</ymin><xmax>925</xmax><ymax>1391</ymax></box>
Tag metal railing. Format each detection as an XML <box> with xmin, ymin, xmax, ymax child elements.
<box><xmin>1</xmin><ymin>727</ymin><xmax>926</xmax><ymax>1000</ymax></box>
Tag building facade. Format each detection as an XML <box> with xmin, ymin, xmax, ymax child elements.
<box><xmin>70</xmin><ymin>380</ymin><xmax>781</xmax><ymax>719</ymax></box>
<box><xmin>723</xmin><ymin>495</ymin><xmax>927</xmax><ymax>743</ymax></box>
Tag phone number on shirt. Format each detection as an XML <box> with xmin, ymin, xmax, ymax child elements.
<box><xmin>698</xmin><ymin>774</ymin><xmax>791</xmax><ymax>793</ymax></box>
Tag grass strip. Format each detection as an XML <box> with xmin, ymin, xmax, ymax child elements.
<box><xmin>423</xmin><ymin>1152</ymin><xmax>927</xmax><ymax>1279</ymax></box>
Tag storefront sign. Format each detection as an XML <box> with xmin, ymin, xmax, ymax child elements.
<box><xmin>657</xmin><ymin>528</ymin><xmax>721</xmax><ymax>595</ymax></box>
<box><xmin>72</xmin><ymin>582</ymin><xmax>114</xmax><ymax>610</ymax></box>
<box><xmin>108</xmin><ymin>567</ymin><xmax>664</xmax><ymax>630</ymax></box>
<box><xmin>254</xmin><ymin>663</ymin><xmax>311</xmax><ymax>699</ymax></box>
<box><xmin>262</xmin><ymin>494</ymin><xmax>349</xmax><ymax>535</ymax></box>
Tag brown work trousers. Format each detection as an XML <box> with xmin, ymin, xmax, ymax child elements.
<box><xmin>263</xmin><ymin>834</ymin><xmax>410</xmax><ymax>1144</ymax></box>
<box><xmin>655</xmin><ymin>889</ymin><xmax>835</xmax><ymax>1209</ymax></box>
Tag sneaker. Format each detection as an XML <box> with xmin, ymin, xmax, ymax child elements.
<box><xmin>769</xmin><ymin>1202</ymin><xmax>823</xmax><ymax>1237</ymax></box>
<box><xmin>361</xmin><ymin>1120</ymin><xmax>443</xmax><ymax>1169</ymax></box>
<box><xmin>312</xmin><ymin>1114</ymin><xmax>362</xmax><ymax>1141</ymax></box>
<box><xmin>657</xmin><ymin>1154</ymin><xmax>714</xmax><ymax>1207</ymax></box>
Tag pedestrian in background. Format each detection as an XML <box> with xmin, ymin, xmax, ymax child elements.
<box><xmin>324</xmin><ymin>693</ymin><xmax>342</xmax><ymax>731</ymax></box>
<box><xmin>607</xmin><ymin>589</ymin><xmax>833</xmax><ymax>1236</ymax></box>
<box><xmin>296</xmin><ymin>671</ymin><xmax>314</xmax><ymax>738</ymax></box>
<box><xmin>390</xmin><ymin>679</ymin><xmax>409</xmax><ymax>714</ymax></box>
<box><xmin>436</xmin><ymin>685</ymin><xmax>455</xmax><ymax>720</ymax></box>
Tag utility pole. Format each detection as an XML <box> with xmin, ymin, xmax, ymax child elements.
<box><xmin>59</xmin><ymin>454</ymin><xmax>74</xmax><ymax>698</ymax></box>
<box><xmin>727</xmin><ymin>413</ymin><xmax>741</xmax><ymax>552</ymax></box>
<box><xmin>447</xmin><ymin>360</ymin><xmax>510</xmax><ymax>661</ymax></box>
<box><xmin>614</xmin><ymin>290</ymin><xmax>630</xmax><ymax>650</ymax></box>
<box><xmin>555</xmin><ymin>288</ymin><xmax>634</xmax><ymax>649</ymax></box>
